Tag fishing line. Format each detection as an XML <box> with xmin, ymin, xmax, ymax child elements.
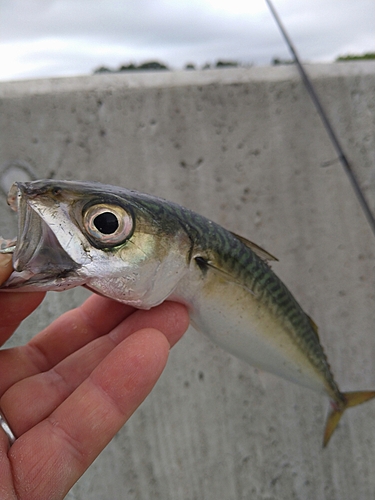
<box><xmin>265</xmin><ymin>0</ymin><xmax>375</xmax><ymax>237</ymax></box>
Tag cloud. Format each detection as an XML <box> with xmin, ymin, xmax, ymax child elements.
<box><xmin>0</xmin><ymin>0</ymin><xmax>374</xmax><ymax>80</ymax></box>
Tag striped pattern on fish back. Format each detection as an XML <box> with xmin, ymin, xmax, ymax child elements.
<box><xmin>128</xmin><ymin>191</ymin><xmax>341</xmax><ymax>399</ymax></box>
<box><xmin>156</xmin><ymin>198</ymin><xmax>340</xmax><ymax>397</ymax></box>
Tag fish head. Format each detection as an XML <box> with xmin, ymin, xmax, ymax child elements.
<box><xmin>0</xmin><ymin>180</ymin><xmax>191</xmax><ymax>308</ymax></box>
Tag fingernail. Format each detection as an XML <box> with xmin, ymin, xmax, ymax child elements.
<box><xmin>0</xmin><ymin>254</ymin><xmax>12</xmax><ymax>267</ymax></box>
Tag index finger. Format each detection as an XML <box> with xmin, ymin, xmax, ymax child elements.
<box><xmin>0</xmin><ymin>254</ymin><xmax>45</xmax><ymax>346</ymax></box>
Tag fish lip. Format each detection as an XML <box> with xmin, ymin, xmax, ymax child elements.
<box><xmin>1</xmin><ymin>182</ymin><xmax>80</xmax><ymax>289</ymax></box>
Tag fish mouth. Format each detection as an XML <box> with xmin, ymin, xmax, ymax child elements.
<box><xmin>0</xmin><ymin>182</ymin><xmax>80</xmax><ymax>290</ymax></box>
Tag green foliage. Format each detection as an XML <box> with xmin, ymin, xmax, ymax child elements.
<box><xmin>93</xmin><ymin>61</ymin><xmax>169</xmax><ymax>74</ymax></box>
<box><xmin>118</xmin><ymin>63</ymin><xmax>138</xmax><ymax>71</ymax></box>
<box><xmin>336</xmin><ymin>52</ymin><xmax>375</xmax><ymax>61</ymax></box>
<box><xmin>93</xmin><ymin>66</ymin><xmax>112</xmax><ymax>74</ymax></box>
<box><xmin>137</xmin><ymin>61</ymin><xmax>169</xmax><ymax>70</ymax></box>
<box><xmin>272</xmin><ymin>57</ymin><xmax>294</xmax><ymax>65</ymax></box>
<box><xmin>93</xmin><ymin>52</ymin><xmax>375</xmax><ymax>75</ymax></box>
<box><xmin>215</xmin><ymin>60</ymin><xmax>239</xmax><ymax>68</ymax></box>
<box><xmin>94</xmin><ymin>60</ymin><xmax>244</xmax><ymax>75</ymax></box>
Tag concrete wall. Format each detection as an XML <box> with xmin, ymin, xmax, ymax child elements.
<box><xmin>1</xmin><ymin>62</ymin><xmax>375</xmax><ymax>499</ymax></box>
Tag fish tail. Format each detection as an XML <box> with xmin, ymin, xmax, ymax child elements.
<box><xmin>323</xmin><ymin>390</ymin><xmax>375</xmax><ymax>447</ymax></box>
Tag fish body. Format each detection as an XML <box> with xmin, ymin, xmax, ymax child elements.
<box><xmin>1</xmin><ymin>179</ymin><xmax>374</xmax><ymax>446</ymax></box>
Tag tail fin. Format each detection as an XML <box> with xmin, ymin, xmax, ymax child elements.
<box><xmin>323</xmin><ymin>391</ymin><xmax>375</xmax><ymax>447</ymax></box>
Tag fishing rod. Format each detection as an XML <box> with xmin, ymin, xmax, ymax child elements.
<box><xmin>265</xmin><ymin>0</ymin><xmax>375</xmax><ymax>237</ymax></box>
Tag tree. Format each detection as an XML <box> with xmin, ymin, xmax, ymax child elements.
<box><xmin>336</xmin><ymin>52</ymin><xmax>375</xmax><ymax>61</ymax></box>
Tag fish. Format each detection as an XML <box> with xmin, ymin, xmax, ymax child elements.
<box><xmin>1</xmin><ymin>179</ymin><xmax>374</xmax><ymax>447</ymax></box>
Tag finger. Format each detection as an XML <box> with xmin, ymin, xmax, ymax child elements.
<box><xmin>29</xmin><ymin>294</ymin><xmax>137</xmax><ymax>367</ymax></box>
<box><xmin>109</xmin><ymin>301</ymin><xmax>190</xmax><ymax>349</ymax></box>
<box><xmin>0</xmin><ymin>254</ymin><xmax>45</xmax><ymax>347</ymax></box>
<box><xmin>0</xmin><ymin>254</ymin><xmax>13</xmax><ymax>283</ymax></box>
<box><xmin>2</xmin><ymin>301</ymin><xmax>189</xmax><ymax>436</ymax></box>
<box><xmin>0</xmin><ymin>291</ymin><xmax>45</xmax><ymax>347</ymax></box>
<box><xmin>0</xmin><ymin>415</ymin><xmax>16</xmax><ymax>499</ymax></box>
<box><xmin>9</xmin><ymin>328</ymin><xmax>170</xmax><ymax>500</ymax></box>
<box><xmin>0</xmin><ymin>295</ymin><xmax>135</xmax><ymax>394</ymax></box>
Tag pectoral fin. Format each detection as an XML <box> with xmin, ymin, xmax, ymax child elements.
<box><xmin>194</xmin><ymin>256</ymin><xmax>255</xmax><ymax>295</ymax></box>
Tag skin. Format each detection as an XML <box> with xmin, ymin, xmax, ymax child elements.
<box><xmin>0</xmin><ymin>253</ymin><xmax>189</xmax><ymax>500</ymax></box>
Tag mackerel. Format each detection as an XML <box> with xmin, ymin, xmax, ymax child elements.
<box><xmin>1</xmin><ymin>179</ymin><xmax>374</xmax><ymax>446</ymax></box>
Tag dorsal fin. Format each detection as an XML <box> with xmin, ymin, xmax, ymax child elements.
<box><xmin>229</xmin><ymin>231</ymin><xmax>278</xmax><ymax>262</ymax></box>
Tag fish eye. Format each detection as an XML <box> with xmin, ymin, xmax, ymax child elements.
<box><xmin>93</xmin><ymin>212</ymin><xmax>119</xmax><ymax>234</ymax></box>
<box><xmin>83</xmin><ymin>204</ymin><xmax>133</xmax><ymax>246</ymax></box>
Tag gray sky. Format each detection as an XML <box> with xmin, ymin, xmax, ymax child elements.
<box><xmin>1</xmin><ymin>0</ymin><xmax>374</xmax><ymax>81</ymax></box>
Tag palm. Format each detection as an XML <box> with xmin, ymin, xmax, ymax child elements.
<box><xmin>0</xmin><ymin>257</ymin><xmax>189</xmax><ymax>500</ymax></box>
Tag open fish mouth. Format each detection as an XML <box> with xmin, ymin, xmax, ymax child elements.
<box><xmin>0</xmin><ymin>182</ymin><xmax>79</xmax><ymax>290</ymax></box>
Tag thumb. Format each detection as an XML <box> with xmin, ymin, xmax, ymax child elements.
<box><xmin>0</xmin><ymin>254</ymin><xmax>13</xmax><ymax>285</ymax></box>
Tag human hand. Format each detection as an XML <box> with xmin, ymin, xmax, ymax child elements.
<box><xmin>0</xmin><ymin>254</ymin><xmax>189</xmax><ymax>500</ymax></box>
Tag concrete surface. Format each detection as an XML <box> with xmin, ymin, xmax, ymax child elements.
<box><xmin>1</xmin><ymin>62</ymin><xmax>375</xmax><ymax>499</ymax></box>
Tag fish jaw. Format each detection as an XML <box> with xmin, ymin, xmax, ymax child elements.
<box><xmin>1</xmin><ymin>183</ymin><xmax>85</xmax><ymax>291</ymax></box>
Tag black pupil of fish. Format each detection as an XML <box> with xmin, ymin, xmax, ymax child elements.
<box><xmin>93</xmin><ymin>212</ymin><xmax>119</xmax><ymax>234</ymax></box>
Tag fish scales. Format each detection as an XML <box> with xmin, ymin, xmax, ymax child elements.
<box><xmin>160</xmin><ymin>200</ymin><xmax>339</xmax><ymax>395</ymax></box>
<box><xmin>133</xmin><ymin>194</ymin><xmax>358</xmax><ymax>409</ymax></box>
<box><xmin>25</xmin><ymin>183</ymin><xmax>360</xmax><ymax>403</ymax></box>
